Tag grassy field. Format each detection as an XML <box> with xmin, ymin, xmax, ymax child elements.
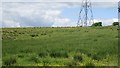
<box><xmin>2</xmin><ymin>26</ymin><xmax>119</xmax><ymax>66</ymax></box>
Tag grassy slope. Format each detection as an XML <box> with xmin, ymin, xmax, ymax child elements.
<box><xmin>2</xmin><ymin>26</ymin><xmax>119</xmax><ymax>66</ymax></box>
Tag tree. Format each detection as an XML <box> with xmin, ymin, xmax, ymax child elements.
<box><xmin>92</xmin><ymin>22</ymin><xmax>102</xmax><ymax>26</ymax></box>
<box><xmin>112</xmin><ymin>22</ymin><xmax>119</xmax><ymax>26</ymax></box>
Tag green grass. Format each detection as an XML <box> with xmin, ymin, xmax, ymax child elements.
<box><xmin>2</xmin><ymin>26</ymin><xmax>119</xmax><ymax>66</ymax></box>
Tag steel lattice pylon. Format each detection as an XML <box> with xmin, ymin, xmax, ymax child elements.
<box><xmin>77</xmin><ymin>0</ymin><xmax>94</xmax><ymax>27</ymax></box>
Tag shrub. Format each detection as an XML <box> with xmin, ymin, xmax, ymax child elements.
<box><xmin>112</xmin><ymin>22</ymin><xmax>119</xmax><ymax>26</ymax></box>
<box><xmin>4</xmin><ymin>57</ymin><xmax>17</xmax><ymax>66</ymax></box>
<box><xmin>92</xmin><ymin>22</ymin><xmax>102</xmax><ymax>26</ymax></box>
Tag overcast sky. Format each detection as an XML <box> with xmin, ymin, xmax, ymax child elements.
<box><xmin>1</xmin><ymin>0</ymin><xmax>119</xmax><ymax>28</ymax></box>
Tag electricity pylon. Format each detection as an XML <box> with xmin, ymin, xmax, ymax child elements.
<box><xmin>77</xmin><ymin>0</ymin><xmax>94</xmax><ymax>27</ymax></box>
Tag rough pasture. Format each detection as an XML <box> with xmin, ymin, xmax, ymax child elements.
<box><xmin>2</xmin><ymin>26</ymin><xmax>118</xmax><ymax>66</ymax></box>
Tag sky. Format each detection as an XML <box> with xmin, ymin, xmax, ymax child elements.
<box><xmin>1</xmin><ymin>0</ymin><xmax>119</xmax><ymax>28</ymax></box>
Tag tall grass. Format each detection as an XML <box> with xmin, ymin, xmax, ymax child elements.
<box><xmin>2</xmin><ymin>26</ymin><xmax>118</xmax><ymax>66</ymax></box>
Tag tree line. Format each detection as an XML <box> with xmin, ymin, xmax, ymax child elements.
<box><xmin>91</xmin><ymin>22</ymin><xmax>119</xmax><ymax>26</ymax></box>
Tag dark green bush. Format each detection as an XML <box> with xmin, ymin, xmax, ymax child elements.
<box><xmin>92</xmin><ymin>22</ymin><xmax>102</xmax><ymax>26</ymax></box>
<box><xmin>112</xmin><ymin>22</ymin><xmax>119</xmax><ymax>26</ymax></box>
